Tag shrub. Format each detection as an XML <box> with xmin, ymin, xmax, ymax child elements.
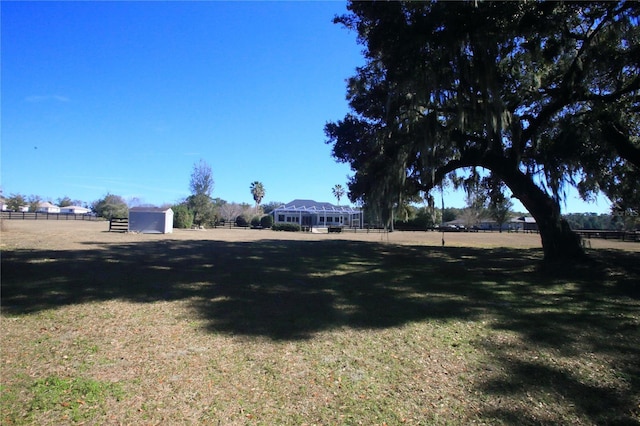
<box><xmin>260</xmin><ymin>214</ymin><xmax>274</xmax><ymax>229</ymax></box>
<box><xmin>394</xmin><ymin>217</ymin><xmax>432</xmax><ymax>231</ymax></box>
<box><xmin>172</xmin><ymin>204</ymin><xmax>194</xmax><ymax>229</ymax></box>
<box><xmin>91</xmin><ymin>193</ymin><xmax>128</xmax><ymax>220</ymax></box>
<box><xmin>235</xmin><ymin>215</ymin><xmax>248</xmax><ymax>227</ymax></box>
<box><xmin>250</xmin><ymin>216</ymin><xmax>261</xmax><ymax>228</ymax></box>
<box><xmin>272</xmin><ymin>223</ymin><xmax>301</xmax><ymax>232</ymax></box>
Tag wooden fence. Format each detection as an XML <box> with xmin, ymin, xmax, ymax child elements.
<box><xmin>574</xmin><ymin>229</ymin><xmax>639</xmax><ymax>242</ymax></box>
<box><xmin>108</xmin><ymin>218</ymin><xmax>129</xmax><ymax>232</ymax></box>
<box><xmin>213</xmin><ymin>221</ymin><xmax>250</xmax><ymax>229</ymax></box>
<box><xmin>1</xmin><ymin>211</ymin><xmax>100</xmax><ymax>221</ymax></box>
<box><xmin>314</xmin><ymin>226</ymin><xmax>386</xmax><ymax>233</ymax></box>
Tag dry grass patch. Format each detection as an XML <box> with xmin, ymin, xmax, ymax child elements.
<box><xmin>2</xmin><ymin>302</ymin><xmax>488</xmax><ymax>424</ymax></box>
<box><xmin>2</xmin><ymin>221</ymin><xmax>639</xmax><ymax>424</ymax></box>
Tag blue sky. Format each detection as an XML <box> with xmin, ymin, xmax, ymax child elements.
<box><xmin>1</xmin><ymin>1</ymin><xmax>612</xmax><ymax>214</ymax></box>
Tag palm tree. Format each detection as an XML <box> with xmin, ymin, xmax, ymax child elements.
<box><xmin>332</xmin><ymin>184</ymin><xmax>345</xmax><ymax>205</ymax></box>
<box><xmin>250</xmin><ymin>181</ymin><xmax>265</xmax><ymax>211</ymax></box>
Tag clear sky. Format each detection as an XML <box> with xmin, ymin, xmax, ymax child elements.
<box><xmin>1</xmin><ymin>1</ymin><xmax>612</xmax><ymax>214</ymax></box>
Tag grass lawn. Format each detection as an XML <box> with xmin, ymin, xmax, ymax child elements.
<box><xmin>1</xmin><ymin>221</ymin><xmax>639</xmax><ymax>425</ymax></box>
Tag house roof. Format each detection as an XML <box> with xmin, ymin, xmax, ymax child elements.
<box><xmin>512</xmin><ymin>216</ymin><xmax>537</xmax><ymax>223</ymax></box>
<box><xmin>38</xmin><ymin>202</ymin><xmax>58</xmax><ymax>208</ymax></box>
<box><xmin>129</xmin><ymin>207</ymin><xmax>173</xmax><ymax>213</ymax></box>
<box><xmin>275</xmin><ymin>199</ymin><xmax>361</xmax><ymax>213</ymax></box>
<box><xmin>60</xmin><ymin>205</ymin><xmax>89</xmax><ymax>210</ymax></box>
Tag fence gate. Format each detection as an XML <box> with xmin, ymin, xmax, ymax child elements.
<box><xmin>109</xmin><ymin>218</ymin><xmax>129</xmax><ymax>232</ymax></box>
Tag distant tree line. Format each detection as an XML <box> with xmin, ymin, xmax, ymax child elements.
<box><xmin>3</xmin><ymin>159</ymin><xmax>281</xmax><ymax>229</ymax></box>
<box><xmin>8</xmin><ymin>156</ymin><xmax>636</xmax><ymax>232</ymax></box>
<box><xmin>163</xmin><ymin>160</ymin><xmax>279</xmax><ymax>229</ymax></box>
<box><xmin>366</xmin><ymin>204</ymin><xmax>638</xmax><ymax>232</ymax></box>
<box><xmin>563</xmin><ymin>213</ymin><xmax>639</xmax><ymax>231</ymax></box>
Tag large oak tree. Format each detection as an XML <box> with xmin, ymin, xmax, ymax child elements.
<box><xmin>325</xmin><ymin>1</ymin><xmax>639</xmax><ymax>260</ymax></box>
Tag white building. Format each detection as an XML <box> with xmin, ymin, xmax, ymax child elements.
<box><xmin>60</xmin><ymin>205</ymin><xmax>91</xmax><ymax>214</ymax></box>
<box><xmin>37</xmin><ymin>202</ymin><xmax>60</xmax><ymax>213</ymax></box>
<box><xmin>128</xmin><ymin>207</ymin><xmax>174</xmax><ymax>234</ymax></box>
<box><xmin>272</xmin><ymin>199</ymin><xmax>363</xmax><ymax>229</ymax></box>
<box><xmin>510</xmin><ymin>216</ymin><xmax>538</xmax><ymax>232</ymax></box>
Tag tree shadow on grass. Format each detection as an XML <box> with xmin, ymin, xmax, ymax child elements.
<box><xmin>2</xmin><ymin>240</ymin><xmax>497</xmax><ymax>337</ymax></box>
<box><xmin>2</xmin><ymin>239</ymin><xmax>639</xmax><ymax>423</ymax></box>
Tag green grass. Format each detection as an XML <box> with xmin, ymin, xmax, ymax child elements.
<box><xmin>2</xmin><ymin>237</ymin><xmax>639</xmax><ymax>424</ymax></box>
<box><xmin>31</xmin><ymin>376</ymin><xmax>122</xmax><ymax>414</ymax></box>
<box><xmin>1</xmin><ymin>376</ymin><xmax>123</xmax><ymax>425</ymax></box>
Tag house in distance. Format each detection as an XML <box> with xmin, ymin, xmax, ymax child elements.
<box><xmin>60</xmin><ymin>205</ymin><xmax>90</xmax><ymax>214</ymax></box>
<box><xmin>271</xmin><ymin>199</ymin><xmax>363</xmax><ymax>229</ymax></box>
<box><xmin>37</xmin><ymin>202</ymin><xmax>60</xmax><ymax>213</ymax></box>
<box><xmin>129</xmin><ymin>207</ymin><xmax>174</xmax><ymax>234</ymax></box>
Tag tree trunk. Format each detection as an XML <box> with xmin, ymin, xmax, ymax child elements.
<box><xmin>487</xmin><ymin>157</ymin><xmax>585</xmax><ymax>261</ymax></box>
<box><xmin>536</xmin><ymin>211</ymin><xmax>585</xmax><ymax>261</ymax></box>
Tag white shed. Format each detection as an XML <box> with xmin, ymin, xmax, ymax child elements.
<box><xmin>128</xmin><ymin>207</ymin><xmax>174</xmax><ymax>234</ymax></box>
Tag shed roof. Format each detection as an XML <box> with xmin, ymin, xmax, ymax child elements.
<box><xmin>129</xmin><ymin>207</ymin><xmax>173</xmax><ymax>213</ymax></box>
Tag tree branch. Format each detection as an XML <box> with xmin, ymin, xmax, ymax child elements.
<box><xmin>603</xmin><ymin>122</ymin><xmax>640</xmax><ymax>169</ymax></box>
<box><xmin>415</xmin><ymin>149</ymin><xmax>486</xmax><ymax>193</ymax></box>
<box><xmin>521</xmin><ymin>5</ymin><xmax>618</xmax><ymax>145</ymax></box>
<box><xmin>583</xmin><ymin>76</ymin><xmax>640</xmax><ymax>103</ymax></box>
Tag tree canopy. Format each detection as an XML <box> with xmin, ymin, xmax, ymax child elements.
<box><xmin>250</xmin><ymin>181</ymin><xmax>266</xmax><ymax>208</ymax></box>
<box><xmin>188</xmin><ymin>159</ymin><xmax>216</xmax><ymax>226</ymax></box>
<box><xmin>332</xmin><ymin>184</ymin><xmax>346</xmax><ymax>205</ymax></box>
<box><xmin>190</xmin><ymin>159</ymin><xmax>214</xmax><ymax>197</ymax></box>
<box><xmin>91</xmin><ymin>193</ymin><xmax>128</xmax><ymax>219</ymax></box>
<box><xmin>326</xmin><ymin>1</ymin><xmax>639</xmax><ymax>260</ymax></box>
<box><xmin>6</xmin><ymin>194</ymin><xmax>27</xmax><ymax>212</ymax></box>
